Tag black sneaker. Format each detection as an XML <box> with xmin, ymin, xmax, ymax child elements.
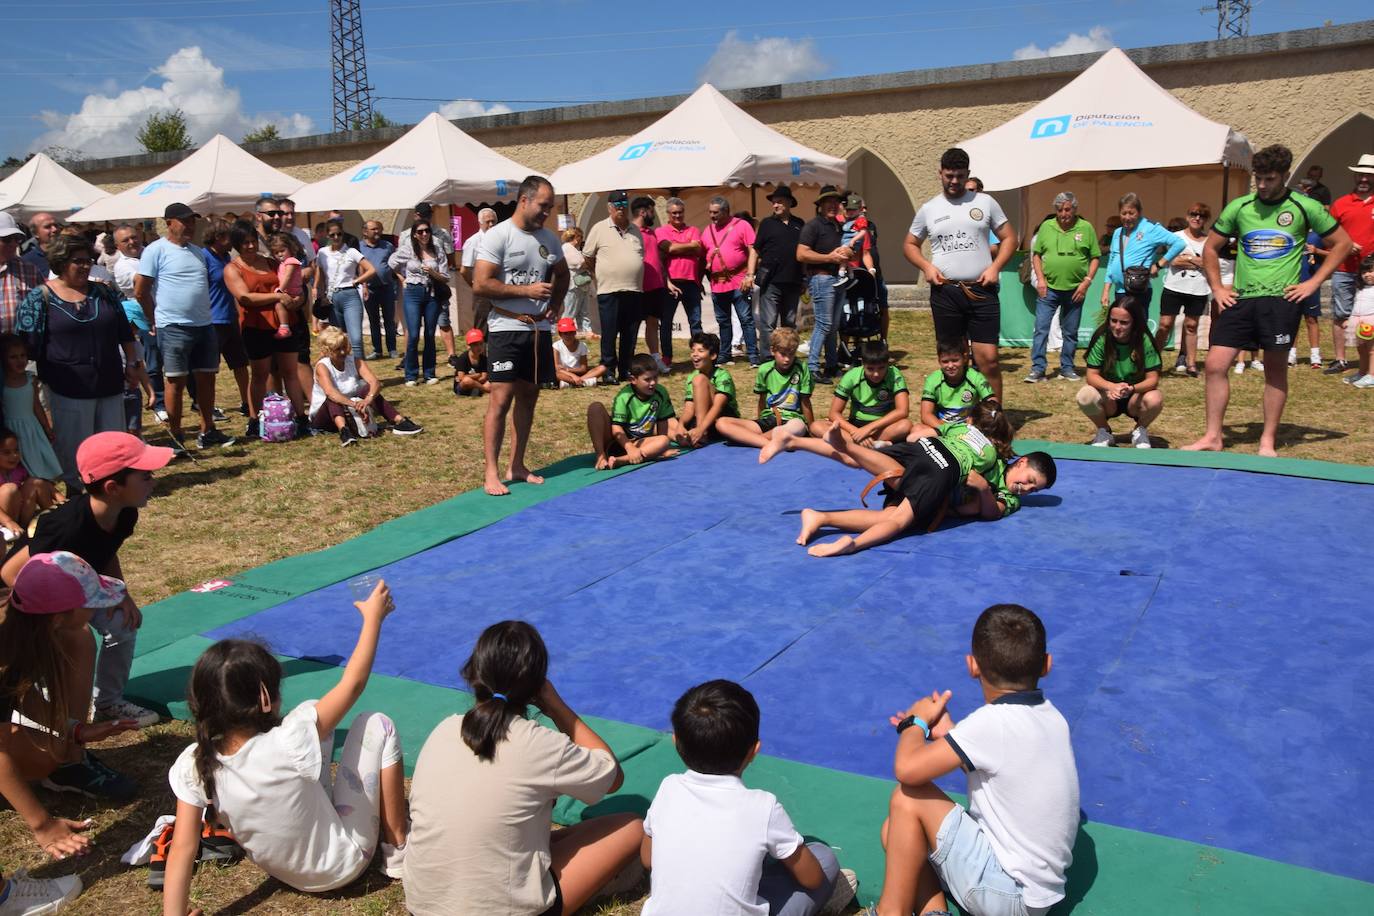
<box><xmin>1323</xmin><ymin>360</ymin><xmax>1351</xmax><ymax>375</ymax></box>
<box><xmin>196</xmin><ymin>427</ymin><xmax>237</xmax><ymax>449</ymax></box>
<box><xmin>209</xmin><ymin>407</ymin><xmax>228</xmax><ymax>423</ymax></box>
<box><xmin>237</xmin><ymin>402</ymin><xmax>250</xmax><ymax>417</ymax></box>
<box><xmin>167</xmin><ymin>434</ymin><xmax>192</xmax><ymax>460</ymax></box>
<box><xmin>339</xmin><ymin>424</ymin><xmax>358</xmax><ymax>447</ymax></box>
<box><xmin>244</xmin><ymin>417</ymin><xmax>260</xmax><ymax>439</ymax></box>
<box><xmin>394</xmin><ymin>360</ymin><xmax>406</xmax><ymax>371</ymax></box>
<box><xmin>391</xmin><ymin>418</ymin><xmax>424</xmax><ymax>435</ymax></box>
<box><xmin>42</xmin><ymin>750</ymin><xmax>137</xmax><ymax>801</ymax></box>
<box><xmin>295</xmin><ymin>416</ymin><xmax>313</xmax><ymax>439</ymax></box>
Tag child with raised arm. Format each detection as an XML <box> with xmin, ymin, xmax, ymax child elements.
<box><xmin>679</xmin><ymin>332</ymin><xmax>739</xmax><ymax>447</ymax></box>
<box><xmin>641</xmin><ymin>679</ymin><xmax>856</xmax><ymax>915</ymax></box>
<box><xmin>716</xmin><ymin>327</ymin><xmax>815</xmax><ymax>463</ymax></box>
<box><xmin>587</xmin><ymin>353</ymin><xmax>680</xmax><ymax>470</ymax></box>
<box><xmin>162</xmin><ymin>580</ymin><xmax>409</xmax><ymax>912</ymax></box>
<box><xmin>919</xmin><ymin>339</ymin><xmax>994</xmax><ymax>431</ymax></box>
<box><xmin>814</xmin><ymin>340</ymin><xmax>912</xmax><ymax>445</ymax></box>
<box><xmin>859</xmin><ymin>604</ymin><xmax>1079</xmax><ymax>916</ymax></box>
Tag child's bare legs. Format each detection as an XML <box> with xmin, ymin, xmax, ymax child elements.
<box><xmin>582</xmin><ymin>364</ymin><xmax>608</xmax><ymax>381</ymax></box>
<box><xmin>557</xmin><ymin>367</ymin><xmax>584</xmax><ymax>388</ymax></box>
<box><xmin>804</xmin><ymin>502</ymin><xmax>914</xmax><ymax>556</ymax></box>
<box><xmin>765</xmin><ymin>420</ymin><xmax>858</xmax><ymax>467</ymax></box>
<box><xmin>873</xmin><ymin>782</ymin><xmax>956</xmax><ymax>916</ymax></box>
<box><xmin>587</xmin><ymin>403</ymin><xmax>615</xmax><ymax>470</ymax></box>
<box><xmin>274</xmin><ymin>305</ymin><xmax>293</xmax><ymax>335</ymax></box>
<box><xmin>458</xmin><ymin>374</ymin><xmax>488</xmax><ymax>395</ymax></box>
<box><xmin>797</xmin><ymin>507</ymin><xmax>890</xmax><ymax>545</ymax></box>
<box><xmin>550</xmin><ymin>813</ymin><xmax>644</xmax><ymax>913</ymax></box>
<box><xmin>607</xmin><ymin>435</ymin><xmax>677</xmax><ymax>468</ymax></box>
<box><xmin>758</xmin><ymin>418</ymin><xmax>809</xmax><ymax>464</ymax></box>
<box><xmin>1358</xmin><ymin>339</ymin><xmax>1372</xmax><ymax>377</ymax></box>
<box><xmin>715</xmin><ymin>416</ymin><xmax>771</xmax><ymax>448</ymax></box>
<box><xmin>0</xmin><ymin>482</ymin><xmax>21</xmax><ymax>530</ymax></box>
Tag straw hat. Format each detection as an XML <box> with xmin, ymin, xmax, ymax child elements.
<box><xmin>1349</xmin><ymin>154</ymin><xmax>1374</xmax><ymax>175</ymax></box>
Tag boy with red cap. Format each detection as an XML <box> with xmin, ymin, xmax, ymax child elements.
<box><xmin>2</xmin><ymin>432</ymin><xmax>171</xmax><ymax>797</ymax></box>
<box><xmin>453</xmin><ymin>327</ymin><xmax>492</xmax><ymax>398</ymax></box>
<box><xmin>553</xmin><ymin>316</ymin><xmax>608</xmax><ymax>388</ymax></box>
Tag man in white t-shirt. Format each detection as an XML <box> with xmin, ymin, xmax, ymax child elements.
<box><xmin>473</xmin><ymin>177</ymin><xmax>568</xmax><ymax>496</ymax></box>
<box><xmin>460</xmin><ymin>207</ymin><xmax>499</xmax><ymax>332</ymax></box>
<box><xmin>871</xmin><ymin>604</ymin><xmax>1078</xmax><ymax>916</ymax></box>
<box><xmin>905</xmin><ymin>148</ymin><xmax>1016</xmax><ymax>401</ymax></box>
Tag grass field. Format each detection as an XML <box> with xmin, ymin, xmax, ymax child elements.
<box><xmin>2</xmin><ymin>309</ymin><xmax>1370</xmax><ymax>914</ymax></box>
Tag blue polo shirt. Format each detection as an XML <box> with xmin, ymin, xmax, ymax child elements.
<box><xmin>358</xmin><ymin>238</ymin><xmax>395</xmax><ymax>287</ymax></box>
<box><xmin>202</xmin><ymin>246</ymin><xmax>236</xmax><ymax>324</ymax></box>
<box><xmin>138</xmin><ymin>237</ymin><xmax>212</xmax><ymax>327</ymax></box>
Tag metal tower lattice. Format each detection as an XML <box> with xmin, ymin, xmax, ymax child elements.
<box><xmin>1216</xmin><ymin>0</ymin><xmax>1251</xmax><ymax>39</ymax></box>
<box><xmin>330</xmin><ymin>0</ymin><xmax>374</xmax><ymax>131</ymax></box>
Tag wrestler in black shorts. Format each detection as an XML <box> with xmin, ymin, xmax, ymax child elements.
<box><xmin>487</xmin><ymin>329</ymin><xmax>556</xmax><ymax>385</ymax></box>
<box><xmin>930</xmin><ymin>282</ymin><xmax>1000</xmax><ymax>346</ymax></box>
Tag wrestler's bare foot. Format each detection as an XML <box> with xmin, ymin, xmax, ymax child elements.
<box><xmin>663</xmin><ymin>449</ymin><xmax>680</xmax><ymax>459</ymax></box>
<box><xmin>594</xmin><ymin>455</ymin><xmax>610</xmax><ymax>471</ymax></box>
<box><xmin>759</xmin><ymin>430</ymin><xmax>792</xmax><ymax>464</ymax></box>
<box><xmin>808</xmin><ymin>535</ymin><xmax>856</xmax><ymax>558</ymax></box>
<box><xmin>824</xmin><ymin>423</ymin><xmax>848</xmax><ymax>450</ymax></box>
<box><xmin>507</xmin><ymin>465</ymin><xmax>545</xmax><ymax>485</ymax></box>
<box><xmin>484</xmin><ymin>472</ymin><xmax>510</xmax><ymax>496</ymax></box>
<box><xmin>796</xmin><ymin>508</ymin><xmax>825</xmax><ymax>546</ymax></box>
<box><xmin>1181</xmin><ymin>436</ymin><xmax>1223</xmax><ymax>452</ymax></box>
<box><xmin>1257</xmin><ymin>439</ymin><xmax>1279</xmax><ymax>458</ymax></box>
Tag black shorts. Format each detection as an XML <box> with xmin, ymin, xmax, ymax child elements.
<box><xmin>930</xmin><ymin>282</ymin><xmax>1000</xmax><ymax>345</ymax></box>
<box><xmin>643</xmin><ymin>286</ymin><xmax>674</xmax><ymax>322</ymax></box>
<box><xmin>488</xmin><ymin>330</ymin><xmax>555</xmax><ymax>385</ymax></box>
<box><xmin>878</xmin><ymin>437</ymin><xmax>961</xmax><ymax>530</ymax></box>
<box><xmin>1104</xmin><ymin>395</ymin><xmax>1138</xmax><ymax>420</ymax></box>
<box><xmin>214</xmin><ymin>321</ymin><xmax>249</xmax><ymax>370</ymax></box>
<box><xmin>1159</xmin><ymin>289</ymin><xmax>1208</xmax><ymax>318</ymax></box>
<box><xmin>1209</xmin><ymin>296</ymin><xmax>1302</xmax><ymax>352</ymax></box>
<box><xmin>294</xmin><ymin>319</ymin><xmax>312</xmax><ymax>365</ymax></box>
<box><xmin>242</xmin><ymin>324</ymin><xmax>300</xmax><ymax>362</ymax></box>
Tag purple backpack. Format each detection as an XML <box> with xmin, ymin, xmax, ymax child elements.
<box><xmin>260</xmin><ymin>393</ymin><xmax>296</xmax><ymax>442</ymax></box>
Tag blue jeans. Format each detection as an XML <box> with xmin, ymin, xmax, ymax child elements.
<box><xmin>758</xmin><ymin>842</ymin><xmax>841</xmax><ymax>916</ymax></box>
<box><xmin>758</xmin><ymin>281</ymin><xmax>802</xmax><ymax>354</ymax></box>
<box><xmin>365</xmin><ymin>282</ymin><xmax>397</xmax><ymax>355</ymax></box>
<box><xmin>676</xmin><ymin>280</ymin><xmax>704</xmax><ymax>338</ymax></box>
<box><xmin>90</xmin><ymin>603</ymin><xmax>137</xmax><ymax>709</ymax></box>
<box><xmin>807</xmin><ymin>274</ymin><xmax>838</xmax><ymax>375</ymax></box>
<box><xmin>330</xmin><ymin>288</ymin><xmax>365</xmax><ymax>358</ymax></box>
<box><xmin>713</xmin><ymin>287</ymin><xmax>758</xmax><ymax>365</ymax></box>
<box><xmin>403</xmin><ymin>284</ymin><xmax>441</xmax><ymax>381</ymax></box>
<box><xmin>1031</xmin><ymin>288</ymin><xmax>1084</xmax><ymax>374</ymax></box>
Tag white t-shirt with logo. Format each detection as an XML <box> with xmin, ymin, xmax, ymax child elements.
<box><xmin>1163</xmin><ymin>230</ymin><xmax>1210</xmax><ymax>296</ymax></box>
<box><xmin>476</xmin><ymin>221</ymin><xmax>564</xmax><ymax>333</ymax></box>
<box><xmin>909</xmin><ymin>191</ymin><xmax>1008</xmax><ymax>281</ymax></box>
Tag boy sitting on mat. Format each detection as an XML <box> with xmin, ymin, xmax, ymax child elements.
<box><xmin>919</xmin><ymin>339</ymin><xmax>995</xmax><ymax>431</ymax></box>
<box><xmin>586</xmin><ymin>353</ymin><xmax>680</xmax><ymax>470</ymax></box>
<box><xmin>812</xmin><ymin>340</ymin><xmax>913</xmax><ymax>446</ymax></box>
<box><xmin>641</xmin><ymin>679</ymin><xmax>856</xmax><ymax>915</ymax></box>
<box><xmin>678</xmin><ymin>332</ymin><xmax>740</xmax><ymax>447</ymax></box>
<box><xmin>716</xmin><ymin>327</ymin><xmax>816</xmax><ymax>463</ymax></box>
<box><xmin>856</xmin><ymin>604</ymin><xmax>1078</xmax><ymax>916</ymax></box>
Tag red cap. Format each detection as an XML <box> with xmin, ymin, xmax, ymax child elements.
<box><xmin>464</xmin><ymin>328</ymin><xmax>485</xmax><ymax>344</ymax></box>
<box><xmin>556</xmin><ymin>317</ymin><xmax>577</xmax><ymax>333</ymax></box>
<box><xmin>77</xmin><ymin>432</ymin><xmax>173</xmax><ymax>484</ymax></box>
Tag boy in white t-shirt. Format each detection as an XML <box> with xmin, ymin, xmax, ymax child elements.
<box><xmin>553</xmin><ymin>316</ymin><xmax>608</xmax><ymax>388</ymax></box>
<box><xmin>641</xmin><ymin>680</ymin><xmax>856</xmax><ymax>916</ymax></box>
<box><xmin>862</xmin><ymin>604</ymin><xmax>1079</xmax><ymax>916</ymax></box>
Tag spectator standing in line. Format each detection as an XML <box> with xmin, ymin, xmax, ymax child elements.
<box><xmin>390</xmin><ymin>221</ymin><xmax>449</xmax><ymax>386</ymax></box>
<box><xmin>632</xmin><ymin>196</ymin><xmax>676</xmax><ymax>373</ymax></box>
<box><xmin>461</xmin><ymin>207</ymin><xmax>499</xmax><ymax>335</ymax></box>
<box><xmin>22</xmin><ymin>212</ymin><xmax>59</xmax><ymax>276</ymax></box>
<box><xmin>1027</xmin><ymin>191</ymin><xmax>1099</xmax><ymax>383</ymax></box>
<box><xmin>701</xmin><ymin>197</ymin><xmax>759</xmax><ymax>368</ymax></box>
<box><xmin>583</xmin><ymin>190</ymin><xmax>645</xmax><ymax>381</ymax></box>
<box><xmin>473</xmin><ymin>176</ymin><xmax>567</xmax><ymax>496</ymax></box>
<box><xmin>0</xmin><ymin>213</ymin><xmax>44</xmax><ymax>335</ymax></box>
<box><xmin>560</xmin><ymin>226</ymin><xmax>594</xmax><ymax>337</ymax></box>
<box><xmin>1101</xmin><ymin>193</ymin><xmax>1185</xmax><ymax>315</ymax></box>
<box><xmin>797</xmin><ymin>186</ymin><xmax>853</xmax><ymax>383</ymax></box>
<box><xmin>134</xmin><ymin>204</ymin><xmax>235</xmax><ymax>451</ymax></box>
<box><xmin>659</xmin><ymin>197</ymin><xmax>705</xmax><ymax>339</ymax></box>
<box><xmin>1322</xmin><ymin>156</ymin><xmax>1374</xmax><ymax>378</ymax></box>
<box><xmin>358</xmin><ymin>220</ymin><xmax>398</xmax><ymax>360</ymax></box>
<box><xmin>277</xmin><ymin>197</ymin><xmax>316</xmax><ymax>264</ymax></box>
<box><xmin>317</xmin><ymin>223</ymin><xmax>377</xmax><ymax>360</ymax></box>
<box><xmin>414</xmin><ymin>202</ymin><xmax>459</xmax><ymax>368</ymax></box>
<box><xmin>1303</xmin><ymin>164</ymin><xmax>1333</xmax><ymax>208</ymax></box>
<box><xmin>753</xmin><ymin>185</ymin><xmax>805</xmax><ymax>354</ymax></box>
<box><xmin>110</xmin><ymin>224</ymin><xmax>165</xmax><ymax>419</ymax></box>
<box><xmin>252</xmin><ymin>196</ymin><xmax>284</xmax><ymax>257</ymax></box>
<box><xmin>201</xmin><ymin>221</ymin><xmax>251</xmax><ymax>419</ymax></box>
<box><xmin>906</xmin><ymin>149</ymin><xmax>1017</xmax><ymax>402</ymax></box>
<box><xmin>1156</xmin><ymin>203</ymin><xmax>1211</xmax><ymax>377</ymax></box>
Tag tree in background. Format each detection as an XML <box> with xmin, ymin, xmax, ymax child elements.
<box><xmin>2</xmin><ymin>153</ymin><xmax>34</xmax><ymax>168</ymax></box>
<box><xmin>242</xmin><ymin>123</ymin><xmax>280</xmax><ymax>144</ymax></box>
<box><xmin>352</xmin><ymin>111</ymin><xmax>395</xmax><ymax>130</ymax></box>
<box><xmin>137</xmin><ymin>110</ymin><xmax>194</xmax><ymax>153</ymax></box>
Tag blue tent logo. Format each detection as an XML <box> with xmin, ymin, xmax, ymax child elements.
<box><xmin>790</xmin><ymin>157</ymin><xmax>801</xmax><ymax>176</ymax></box>
<box><xmin>496</xmin><ymin>179</ymin><xmax>508</xmax><ymax>196</ymax></box>
<box><xmin>350</xmin><ymin>165</ymin><xmax>380</xmax><ymax>183</ymax></box>
<box><xmin>1030</xmin><ymin>115</ymin><xmax>1071</xmax><ymax>139</ymax></box>
<box><xmin>619</xmin><ymin>142</ymin><xmax>652</xmax><ymax>161</ymax></box>
<box><xmin>137</xmin><ymin>181</ymin><xmax>165</xmax><ymax>196</ymax></box>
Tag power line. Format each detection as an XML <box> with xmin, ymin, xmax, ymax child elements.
<box><xmin>5</xmin><ymin>0</ymin><xmax>528</xmax><ymax>23</ymax></box>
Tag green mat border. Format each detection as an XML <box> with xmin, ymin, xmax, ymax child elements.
<box><xmin>126</xmin><ymin>446</ymin><xmax>1374</xmax><ymax>910</ymax></box>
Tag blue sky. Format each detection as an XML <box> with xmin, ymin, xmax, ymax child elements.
<box><xmin>2</xmin><ymin>0</ymin><xmax>1366</xmax><ymax>161</ymax></box>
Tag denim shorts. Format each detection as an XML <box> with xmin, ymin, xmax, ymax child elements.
<box><xmin>930</xmin><ymin>806</ymin><xmax>1032</xmax><ymax>916</ymax></box>
<box><xmin>1331</xmin><ymin>271</ymin><xmax>1357</xmax><ymax>321</ymax></box>
<box><xmin>158</xmin><ymin>323</ymin><xmax>220</xmax><ymax>377</ymax></box>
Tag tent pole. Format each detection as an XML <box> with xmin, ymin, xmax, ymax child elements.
<box><xmin>1220</xmin><ymin>165</ymin><xmax>1231</xmax><ymax>206</ymax></box>
<box><xmin>1018</xmin><ymin>186</ymin><xmax>1031</xmax><ymax>248</ymax></box>
<box><xmin>751</xmin><ymin>185</ymin><xmax>757</xmax><ymax>215</ymax></box>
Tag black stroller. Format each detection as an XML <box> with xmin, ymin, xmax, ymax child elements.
<box><xmin>835</xmin><ymin>267</ymin><xmax>883</xmax><ymax>368</ymax></box>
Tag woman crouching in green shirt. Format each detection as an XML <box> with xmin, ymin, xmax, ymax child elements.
<box><xmin>1076</xmin><ymin>295</ymin><xmax>1163</xmax><ymax>448</ymax></box>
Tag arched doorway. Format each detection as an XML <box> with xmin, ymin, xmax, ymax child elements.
<box><xmin>1293</xmin><ymin>111</ymin><xmax>1374</xmax><ymax>198</ymax></box>
<box><xmin>845</xmin><ymin>147</ymin><xmax>917</xmax><ymax>283</ymax></box>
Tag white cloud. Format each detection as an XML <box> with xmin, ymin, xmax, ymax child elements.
<box><xmin>439</xmin><ymin>99</ymin><xmax>514</xmax><ymax>120</ymax></box>
<box><xmin>29</xmin><ymin>47</ymin><xmax>314</xmax><ymax>158</ymax></box>
<box><xmin>699</xmin><ymin>31</ymin><xmax>828</xmax><ymax>89</ymax></box>
<box><xmin>1013</xmin><ymin>26</ymin><xmax>1114</xmax><ymax>61</ymax></box>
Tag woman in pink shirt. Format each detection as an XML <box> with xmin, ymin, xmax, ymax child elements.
<box><xmin>702</xmin><ymin>197</ymin><xmax>759</xmax><ymax>367</ymax></box>
<box><xmin>658</xmin><ymin>197</ymin><xmax>705</xmax><ymax>343</ymax></box>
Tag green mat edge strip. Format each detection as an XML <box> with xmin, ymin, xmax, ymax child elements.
<box><xmin>1018</xmin><ymin>439</ymin><xmax>1374</xmax><ymax>484</ymax></box>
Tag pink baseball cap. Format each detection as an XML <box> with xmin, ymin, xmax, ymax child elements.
<box><xmin>76</xmin><ymin>431</ymin><xmax>173</xmax><ymax>485</ymax></box>
<box><xmin>10</xmin><ymin>551</ymin><xmax>127</xmax><ymax>615</ymax></box>
<box><xmin>556</xmin><ymin>317</ymin><xmax>577</xmax><ymax>333</ymax></box>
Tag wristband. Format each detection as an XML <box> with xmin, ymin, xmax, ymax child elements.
<box><xmin>895</xmin><ymin>715</ymin><xmax>930</xmax><ymax>738</ymax></box>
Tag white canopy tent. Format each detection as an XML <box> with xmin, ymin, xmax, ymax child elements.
<box><xmin>68</xmin><ymin>134</ymin><xmax>303</xmax><ymax>222</ymax></box>
<box><xmin>288</xmin><ymin>112</ymin><xmax>540</xmax><ymax>213</ymax></box>
<box><xmin>0</xmin><ymin>153</ymin><xmax>108</xmax><ymax>220</ymax></box>
<box><xmin>549</xmin><ymin>83</ymin><xmax>847</xmax><ymax>194</ymax></box>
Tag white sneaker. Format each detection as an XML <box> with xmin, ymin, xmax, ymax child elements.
<box><xmin>1233</xmin><ymin>362</ymin><xmax>1245</xmax><ymax>375</ymax></box>
<box><xmin>1090</xmin><ymin>428</ymin><xmax>1114</xmax><ymax>447</ymax></box>
<box><xmin>94</xmin><ymin>698</ymin><xmax>159</xmax><ymax>728</ymax></box>
<box><xmin>404</xmin><ymin>379</ymin><xmax>418</xmax><ymax>387</ymax></box>
<box><xmin>821</xmin><ymin>868</ymin><xmax>859</xmax><ymax>915</ymax></box>
<box><xmin>424</xmin><ymin>377</ymin><xmax>440</xmax><ymax>385</ymax></box>
<box><xmin>1354</xmin><ymin>375</ymin><xmax>1374</xmax><ymax>389</ymax></box>
<box><xmin>1344</xmin><ymin>371</ymin><xmax>1364</xmax><ymax>384</ymax></box>
<box><xmin>654</xmin><ymin>354</ymin><xmax>672</xmax><ymax>375</ymax></box>
<box><xmin>152</xmin><ymin>408</ymin><xmax>169</xmax><ymax>423</ymax></box>
<box><xmin>1130</xmin><ymin>425</ymin><xmax>1152</xmax><ymax>449</ymax></box>
<box><xmin>1250</xmin><ymin>359</ymin><xmax>1264</xmax><ymax>370</ymax></box>
<box><xmin>559</xmin><ymin>380</ymin><xmax>572</xmax><ymax>389</ymax></box>
<box><xmin>581</xmin><ymin>377</ymin><xmax>599</xmax><ymax>388</ymax></box>
<box><xmin>0</xmin><ymin>870</ymin><xmax>82</xmax><ymax>915</ymax></box>
<box><xmin>380</xmin><ymin>841</ymin><xmax>406</xmax><ymax>880</ymax></box>
<box><xmin>1287</xmin><ymin>348</ymin><xmax>1297</xmax><ymax>366</ymax></box>
<box><xmin>1173</xmin><ymin>363</ymin><xmax>1189</xmax><ymax>375</ymax></box>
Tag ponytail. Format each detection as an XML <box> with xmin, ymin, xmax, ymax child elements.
<box><xmin>459</xmin><ymin>621</ymin><xmax>549</xmax><ymax>761</ymax></box>
<box><xmin>187</xmin><ymin>640</ymin><xmax>283</xmax><ymax>806</ymax></box>
<box><xmin>968</xmin><ymin>398</ymin><xmax>1015</xmax><ymax>460</ymax></box>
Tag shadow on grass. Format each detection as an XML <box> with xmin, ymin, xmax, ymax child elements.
<box><xmin>154</xmin><ymin>460</ymin><xmax>254</xmax><ymax>497</ymax></box>
<box><xmin>1222</xmin><ymin>421</ymin><xmax>1348</xmax><ymax>449</ymax></box>
<box><xmin>1007</xmin><ymin>407</ymin><xmax>1053</xmax><ymax>427</ymax></box>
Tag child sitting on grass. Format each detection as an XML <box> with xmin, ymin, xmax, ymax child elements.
<box><xmin>859</xmin><ymin>604</ymin><xmax>1078</xmax><ymax>916</ymax></box>
<box><xmin>642</xmin><ymin>679</ymin><xmax>856</xmax><ymax>915</ymax></box>
<box><xmin>587</xmin><ymin>353</ymin><xmax>680</xmax><ymax>470</ymax></box>
<box><xmin>0</xmin><ymin>429</ymin><xmax>63</xmax><ymax>538</ymax></box>
<box><xmin>716</xmin><ymin>327</ymin><xmax>815</xmax><ymax>463</ymax></box>
<box><xmin>919</xmin><ymin>339</ymin><xmax>994</xmax><ymax>430</ymax></box>
<box><xmin>814</xmin><ymin>340</ymin><xmax>912</xmax><ymax>446</ymax></box>
<box><xmin>554</xmin><ymin>317</ymin><xmax>608</xmax><ymax>389</ymax></box>
<box><xmin>1</xmin><ymin>333</ymin><xmax>64</xmax><ymax>487</ymax></box>
<box><xmin>454</xmin><ymin>328</ymin><xmax>491</xmax><ymax>398</ymax></box>
<box><xmin>162</xmin><ymin>580</ymin><xmax>410</xmax><ymax>910</ymax></box>
<box><xmin>679</xmin><ymin>332</ymin><xmax>739</xmax><ymax>447</ymax></box>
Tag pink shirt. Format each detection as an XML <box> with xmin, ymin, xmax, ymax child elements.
<box><xmin>702</xmin><ymin>217</ymin><xmax>756</xmax><ymax>293</ymax></box>
<box><xmin>640</xmin><ymin>226</ymin><xmax>665</xmax><ymax>292</ymax></box>
<box><xmin>658</xmin><ymin>223</ymin><xmax>704</xmax><ymax>284</ymax></box>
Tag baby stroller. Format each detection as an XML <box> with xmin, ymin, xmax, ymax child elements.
<box><xmin>836</xmin><ymin>267</ymin><xmax>883</xmax><ymax>368</ymax></box>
